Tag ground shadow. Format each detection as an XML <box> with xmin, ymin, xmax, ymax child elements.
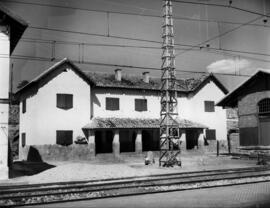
<box><xmin>9</xmin><ymin>146</ymin><xmax>55</xmax><ymax>178</ymax></box>
<box><xmin>9</xmin><ymin>161</ymin><xmax>55</xmax><ymax>179</ymax></box>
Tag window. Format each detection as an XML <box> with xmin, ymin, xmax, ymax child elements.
<box><xmin>206</xmin><ymin>129</ymin><xmax>216</xmax><ymax>140</ymax></box>
<box><xmin>56</xmin><ymin>130</ymin><xmax>73</xmax><ymax>146</ymax></box>
<box><xmin>21</xmin><ymin>133</ymin><xmax>26</xmax><ymax>147</ymax></box>
<box><xmin>135</xmin><ymin>99</ymin><xmax>147</xmax><ymax>112</ymax></box>
<box><xmin>258</xmin><ymin>98</ymin><xmax>270</xmax><ymax>115</ymax></box>
<box><xmin>22</xmin><ymin>99</ymin><xmax>26</xmax><ymax>113</ymax></box>
<box><xmin>106</xmin><ymin>97</ymin><xmax>119</xmax><ymax>111</ymax></box>
<box><xmin>204</xmin><ymin>101</ymin><xmax>215</xmax><ymax>112</ymax></box>
<box><xmin>57</xmin><ymin>94</ymin><xmax>73</xmax><ymax>110</ymax></box>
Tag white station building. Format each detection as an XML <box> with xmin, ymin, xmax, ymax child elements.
<box><xmin>16</xmin><ymin>58</ymin><xmax>228</xmax><ymax>160</ymax></box>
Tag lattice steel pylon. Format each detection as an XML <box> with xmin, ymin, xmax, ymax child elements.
<box><xmin>159</xmin><ymin>0</ymin><xmax>181</xmax><ymax>167</ymax></box>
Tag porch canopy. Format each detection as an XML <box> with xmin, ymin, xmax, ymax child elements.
<box><xmin>82</xmin><ymin>117</ymin><xmax>208</xmax><ymax>130</ymax></box>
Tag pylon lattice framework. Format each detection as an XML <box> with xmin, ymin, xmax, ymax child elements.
<box><xmin>159</xmin><ymin>0</ymin><xmax>181</xmax><ymax>167</ymax></box>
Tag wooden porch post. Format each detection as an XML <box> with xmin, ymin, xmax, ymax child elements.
<box><xmin>198</xmin><ymin>129</ymin><xmax>205</xmax><ymax>149</ymax></box>
<box><xmin>179</xmin><ymin>130</ymin><xmax>186</xmax><ymax>151</ymax></box>
<box><xmin>88</xmin><ymin>130</ymin><xmax>95</xmax><ymax>155</ymax></box>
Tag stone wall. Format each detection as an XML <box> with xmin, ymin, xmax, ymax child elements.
<box><xmin>229</xmin><ymin>133</ymin><xmax>240</xmax><ymax>153</ymax></box>
<box><xmin>203</xmin><ymin>140</ymin><xmax>228</xmax><ymax>154</ymax></box>
<box><xmin>20</xmin><ymin>144</ymin><xmax>95</xmax><ymax>161</ymax></box>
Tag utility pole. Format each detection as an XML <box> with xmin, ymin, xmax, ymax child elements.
<box><xmin>159</xmin><ymin>0</ymin><xmax>181</xmax><ymax>167</ymax></box>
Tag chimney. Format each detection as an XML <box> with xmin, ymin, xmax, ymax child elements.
<box><xmin>115</xmin><ymin>69</ymin><xmax>122</xmax><ymax>81</ymax></box>
<box><xmin>142</xmin><ymin>72</ymin><xmax>149</xmax><ymax>83</ymax></box>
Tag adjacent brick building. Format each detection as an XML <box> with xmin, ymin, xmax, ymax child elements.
<box><xmin>217</xmin><ymin>70</ymin><xmax>270</xmax><ymax>147</ymax></box>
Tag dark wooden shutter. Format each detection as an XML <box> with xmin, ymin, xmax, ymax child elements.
<box><xmin>65</xmin><ymin>94</ymin><xmax>73</xmax><ymax>109</ymax></box>
<box><xmin>135</xmin><ymin>99</ymin><xmax>147</xmax><ymax>111</ymax></box>
<box><xmin>57</xmin><ymin>94</ymin><xmax>73</xmax><ymax>110</ymax></box>
<box><xmin>21</xmin><ymin>133</ymin><xmax>26</xmax><ymax>147</ymax></box>
<box><xmin>206</xmin><ymin>129</ymin><xmax>216</xmax><ymax>140</ymax></box>
<box><xmin>56</xmin><ymin>130</ymin><xmax>73</xmax><ymax>146</ymax></box>
<box><xmin>22</xmin><ymin>99</ymin><xmax>26</xmax><ymax>113</ymax></box>
<box><xmin>204</xmin><ymin>101</ymin><xmax>215</xmax><ymax>112</ymax></box>
<box><xmin>106</xmin><ymin>98</ymin><xmax>119</xmax><ymax>110</ymax></box>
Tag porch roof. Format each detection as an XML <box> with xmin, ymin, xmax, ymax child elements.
<box><xmin>82</xmin><ymin>117</ymin><xmax>208</xmax><ymax>130</ymax></box>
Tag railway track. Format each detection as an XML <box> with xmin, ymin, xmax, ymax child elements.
<box><xmin>1</xmin><ymin>166</ymin><xmax>270</xmax><ymax>207</ymax></box>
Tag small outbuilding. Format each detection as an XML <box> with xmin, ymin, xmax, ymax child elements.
<box><xmin>217</xmin><ymin>70</ymin><xmax>270</xmax><ymax>147</ymax></box>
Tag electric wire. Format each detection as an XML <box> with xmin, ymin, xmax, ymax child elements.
<box><xmin>4</xmin><ymin>0</ymin><xmax>270</xmax><ymax>28</ymax></box>
<box><xmin>175</xmin><ymin>13</ymin><xmax>270</xmax><ymax>57</ymax></box>
<box><xmin>171</xmin><ymin>0</ymin><xmax>270</xmax><ymax>18</ymax></box>
<box><xmin>4</xmin><ymin>1</ymin><xmax>270</xmax><ymax>59</ymax></box>
<box><xmin>0</xmin><ymin>53</ymin><xmax>251</xmax><ymax>77</ymax></box>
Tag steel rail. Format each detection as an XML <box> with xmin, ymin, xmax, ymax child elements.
<box><xmin>0</xmin><ymin>166</ymin><xmax>268</xmax><ymax>191</ymax></box>
<box><xmin>1</xmin><ymin>166</ymin><xmax>270</xmax><ymax>207</ymax></box>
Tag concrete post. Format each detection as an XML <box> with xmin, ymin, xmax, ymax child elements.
<box><xmin>88</xmin><ymin>130</ymin><xmax>95</xmax><ymax>156</ymax></box>
<box><xmin>198</xmin><ymin>131</ymin><xmax>205</xmax><ymax>149</ymax></box>
<box><xmin>179</xmin><ymin>130</ymin><xmax>186</xmax><ymax>151</ymax></box>
<box><xmin>0</xmin><ymin>25</ymin><xmax>10</xmax><ymax>180</ymax></box>
<box><xmin>0</xmin><ymin>123</ymin><xmax>9</xmax><ymax>180</ymax></box>
<box><xmin>135</xmin><ymin>129</ymin><xmax>142</xmax><ymax>153</ymax></box>
<box><xmin>113</xmin><ymin>129</ymin><xmax>120</xmax><ymax>155</ymax></box>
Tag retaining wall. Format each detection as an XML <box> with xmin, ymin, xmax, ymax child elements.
<box><xmin>20</xmin><ymin>144</ymin><xmax>95</xmax><ymax>161</ymax></box>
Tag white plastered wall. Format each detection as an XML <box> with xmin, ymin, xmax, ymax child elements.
<box><xmin>0</xmin><ymin>25</ymin><xmax>10</xmax><ymax>179</ymax></box>
<box><xmin>178</xmin><ymin>81</ymin><xmax>227</xmax><ymax>140</ymax></box>
<box><xmin>92</xmin><ymin>88</ymin><xmax>160</xmax><ymax>119</ymax></box>
<box><xmin>19</xmin><ymin>68</ymin><xmax>91</xmax><ymax>146</ymax></box>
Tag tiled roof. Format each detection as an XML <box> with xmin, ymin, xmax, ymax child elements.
<box><xmin>85</xmin><ymin>72</ymin><xmax>210</xmax><ymax>92</ymax></box>
<box><xmin>85</xmin><ymin>72</ymin><xmax>187</xmax><ymax>91</ymax></box>
<box><xmin>82</xmin><ymin>117</ymin><xmax>208</xmax><ymax>129</ymax></box>
<box><xmin>16</xmin><ymin>59</ymin><xmax>228</xmax><ymax>97</ymax></box>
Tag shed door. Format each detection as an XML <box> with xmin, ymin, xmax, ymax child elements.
<box><xmin>259</xmin><ymin>117</ymin><xmax>270</xmax><ymax>146</ymax></box>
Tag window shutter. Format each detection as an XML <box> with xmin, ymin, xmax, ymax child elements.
<box><xmin>143</xmin><ymin>99</ymin><xmax>147</xmax><ymax>111</ymax></box>
<box><xmin>57</xmin><ymin>94</ymin><xmax>73</xmax><ymax>110</ymax></box>
<box><xmin>57</xmin><ymin>94</ymin><xmax>64</xmax><ymax>108</ymax></box>
<box><xmin>56</xmin><ymin>130</ymin><xmax>73</xmax><ymax>146</ymax></box>
<box><xmin>204</xmin><ymin>101</ymin><xmax>215</xmax><ymax>112</ymax></box>
<box><xmin>21</xmin><ymin>133</ymin><xmax>26</xmax><ymax>147</ymax></box>
<box><xmin>135</xmin><ymin>99</ymin><xmax>147</xmax><ymax>111</ymax></box>
<box><xmin>206</xmin><ymin>129</ymin><xmax>216</xmax><ymax>140</ymax></box>
<box><xmin>65</xmin><ymin>94</ymin><xmax>73</xmax><ymax>109</ymax></box>
<box><xmin>106</xmin><ymin>98</ymin><xmax>119</xmax><ymax>111</ymax></box>
<box><xmin>22</xmin><ymin>100</ymin><xmax>26</xmax><ymax>113</ymax></box>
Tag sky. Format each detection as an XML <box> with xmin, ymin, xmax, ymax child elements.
<box><xmin>1</xmin><ymin>0</ymin><xmax>270</xmax><ymax>91</ymax></box>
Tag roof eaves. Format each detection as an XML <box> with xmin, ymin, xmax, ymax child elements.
<box><xmin>0</xmin><ymin>4</ymin><xmax>28</xmax><ymax>54</ymax></box>
<box><xmin>216</xmin><ymin>70</ymin><xmax>263</xmax><ymax>107</ymax></box>
<box><xmin>0</xmin><ymin>4</ymin><xmax>28</xmax><ymax>27</ymax></box>
<box><xmin>190</xmin><ymin>74</ymin><xmax>228</xmax><ymax>96</ymax></box>
<box><xmin>15</xmin><ymin>58</ymin><xmax>94</xmax><ymax>97</ymax></box>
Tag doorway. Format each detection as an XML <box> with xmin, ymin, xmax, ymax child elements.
<box><xmin>186</xmin><ymin>129</ymin><xmax>199</xmax><ymax>150</ymax></box>
<box><xmin>95</xmin><ymin>130</ymin><xmax>113</xmax><ymax>153</ymax></box>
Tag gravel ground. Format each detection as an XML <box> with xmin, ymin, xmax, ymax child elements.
<box><xmin>1</xmin><ymin>154</ymin><xmax>258</xmax><ymax>184</ymax></box>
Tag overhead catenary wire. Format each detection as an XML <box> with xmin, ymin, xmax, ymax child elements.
<box><xmin>175</xmin><ymin>12</ymin><xmax>270</xmax><ymax>57</ymax></box>
<box><xmin>171</xmin><ymin>0</ymin><xmax>270</xmax><ymax>18</ymax></box>
<box><xmin>0</xmin><ymin>53</ymin><xmax>251</xmax><ymax>77</ymax></box>
<box><xmin>2</xmin><ymin>1</ymin><xmax>267</xmax><ymax>79</ymax></box>
<box><xmin>14</xmin><ymin>36</ymin><xmax>270</xmax><ymax>64</ymax></box>
<box><xmin>4</xmin><ymin>0</ymin><xmax>270</xmax><ymax>28</ymax></box>
<box><xmin>21</xmin><ymin>27</ymin><xmax>270</xmax><ymax>58</ymax></box>
<box><xmin>4</xmin><ymin>0</ymin><xmax>270</xmax><ymax>60</ymax></box>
